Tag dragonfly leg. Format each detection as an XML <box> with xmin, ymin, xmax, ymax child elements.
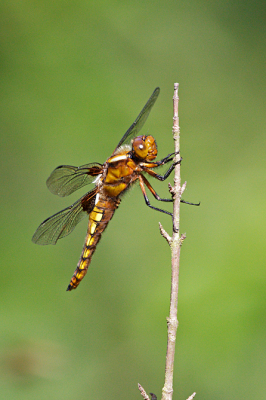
<box><xmin>139</xmin><ymin>175</ymin><xmax>173</xmax><ymax>216</ymax></box>
<box><xmin>140</xmin><ymin>152</ymin><xmax>180</xmax><ymax>169</ymax></box>
<box><xmin>144</xmin><ymin>158</ymin><xmax>182</xmax><ymax>181</ymax></box>
<box><xmin>139</xmin><ymin>176</ymin><xmax>179</xmax><ymax>232</ymax></box>
<box><xmin>157</xmin><ymin>151</ymin><xmax>180</xmax><ymax>165</ymax></box>
<box><xmin>141</xmin><ymin>175</ymin><xmax>173</xmax><ymax>202</ymax></box>
<box><xmin>181</xmin><ymin>199</ymin><xmax>200</xmax><ymax>206</ymax></box>
<box><xmin>173</xmin><ymin>219</ymin><xmax>178</xmax><ymax>233</ymax></box>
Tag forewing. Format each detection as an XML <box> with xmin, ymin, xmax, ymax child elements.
<box><xmin>113</xmin><ymin>87</ymin><xmax>160</xmax><ymax>153</ymax></box>
<box><xmin>46</xmin><ymin>163</ymin><xmax>103</xmax><ymax>197</ymax></box>
<box><xmin>32</xmin><ymin>188</ymin><xmax>98</xmax><ymax>245</ymax></box>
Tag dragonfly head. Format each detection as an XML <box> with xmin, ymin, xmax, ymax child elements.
<box><xmin>132</xmin><ymin>135</ymin><xmax>157</xmax><ymax>161</ymax></box>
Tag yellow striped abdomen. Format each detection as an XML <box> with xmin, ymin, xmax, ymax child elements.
<box><xmin>66</xmin><ymin>196</ymin><xmax>120</xmax><ymax>291</ymax></box>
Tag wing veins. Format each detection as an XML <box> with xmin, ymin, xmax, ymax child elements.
<box><xmin>47</xmin><ymin>163</ymin><xmax>102</xmax><ymax>197</ymax></box>
<box><xmin>32</xmin><ymin>188</ymin><xmax>98</xmax><ymax>245</ymax></box>
<box><xmin>113</xmin><ymin>87</ymin><xmax>160</xmax><ymax>153</ymax></box>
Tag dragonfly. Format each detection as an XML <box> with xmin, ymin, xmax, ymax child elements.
<box><xmin>32</xmin><ymin>87</ymin><xmax>193</xmax><ymax>291</ymax></box>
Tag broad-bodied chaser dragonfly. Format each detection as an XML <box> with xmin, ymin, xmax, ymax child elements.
<box><xmin>32</xmin><ymin>88</ymin><xmax>186</xmax><ymax>291</ymax></box>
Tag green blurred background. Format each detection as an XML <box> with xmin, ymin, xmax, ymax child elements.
<box><xmin>1</xmin><ymin>1</ymin><xmax>265</xmax><ymax>399</ymax></box>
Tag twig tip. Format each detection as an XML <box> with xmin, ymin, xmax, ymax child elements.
<box><xmin>138</xmin><ymin>383</ymin><xmax>150</xmax><ymax>400</ymax></box>
<box><xmin>180</xmin><ymin>233</ymin><xmax>186</xmax><ymax>245</ymax></box>
<box><xmin>181</xmin><ymin>181</ymin><xmax>187</xmax><ymax>195</ymax></box>
<box><xmin>186</xmin><ymin>392</ymin><xmax>196</xmax><ymax>400</ymax></box>
<box><xmin>168</xmin><ymin>182</ymin><xmax>175</xmax><ymax>195</ymax></box>
<box><xmin>159</xmin><ymin>222</ymin><xmax>171</xmax><ymax>244</ymax></box>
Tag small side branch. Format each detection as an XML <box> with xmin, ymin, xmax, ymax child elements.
<box><xmin>181</xmin><ymin>181</ymin><xmax>187</xmax><ymax>195</ymax></box>
<box><xmin>159</xmin><ymin>222</ymin><xmax>172</xmax><ymax>244</ymax></box>
<box><xmin>186</xmin><ymin>393</ymin><xmax>196</xmax><ymax>400</ymax></box>
<box><xmin>138</xmin><ymin>383</ymin><xmax>150</xmax><ymax>400</ymax></box>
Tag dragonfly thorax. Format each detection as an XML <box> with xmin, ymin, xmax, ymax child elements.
<box><xmin>132</xmin><ymin>135</ymin><xmax>157</xmax><ymax>161</ymax></box>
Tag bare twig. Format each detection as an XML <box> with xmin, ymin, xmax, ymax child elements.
<box><xmin>138</xmin><ymin>85</ymin><xmax>195</xmax><ymax>400</ymax></box>
<box><xmin>186</xmin><ymin>393</ymin><xmax>196</xmax><ymax>400</ymax></box>
<box><xmin>159</xmin><ymin>222</ymin><xmax>172</xmax><ymax>244</ymax></box>
<box><xmin>181</xmin><ymin>181</ymin><xmax>187</xmax><ymax>195</ymax></box>
<box><xmin>138</xmin><ymin>383</ymin><xmax>150</xmax><ymax>400</ymax></box>
<box><xmin>161</xmin><ymin>83</ymin><xmax>189</xmax><ymax>400</ymax></box>
<box><xmin>180</xmin><ymin>233</ymin><xmax>186</xmax><ymax>245</ymax></box>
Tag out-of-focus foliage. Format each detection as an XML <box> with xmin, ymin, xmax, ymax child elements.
<box><xmin>0</xmin><ymin>1</ymin><xmax>265</xmax><ymax>399</ymax></box>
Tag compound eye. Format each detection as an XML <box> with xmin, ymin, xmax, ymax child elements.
<box><xmin>132</xmin><ymin>136</ymin><xmax>148</xmax><ymax>159</ymax></box>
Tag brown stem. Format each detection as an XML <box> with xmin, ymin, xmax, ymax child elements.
<box><xmin>138</xmin><ymin>383</ymin><xmax>150</xmax><ymax>400</ymax></box>
<box><xmin>161</xmin><ymin>83</ymin><xmax>188</xmax><ymax>400</ymax></box>
<box><xmin>138</xmin><ymin>85</ymin><xmax>195</xmax><ymax>400</ymax></box>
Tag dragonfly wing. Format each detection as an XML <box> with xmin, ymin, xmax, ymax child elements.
<box><xmin>113</xmin><ymin>87</ymin><xmax>160</xmax><ymax>153</ymax></box>
<box><xmin>32</xmin><ymin>188</ymin><xmax>98</xmax><ymax>245</ymax></box>
<box><xmin>47</xmin><ymin>163</ymin><xmax>103</xmax><ymax>197</ymax></box>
